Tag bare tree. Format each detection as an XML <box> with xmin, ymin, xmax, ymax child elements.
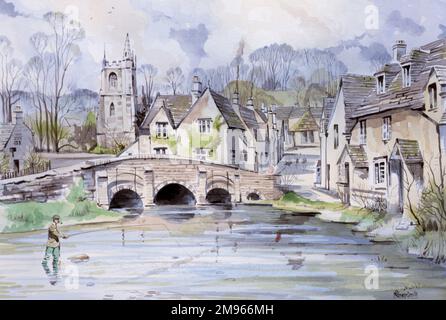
<box><xmin>0</xmin><ymin>36</ymin><xmax>23</xmax><ymax>123</ymax></box>
<box><xmin>25</xmin><ymin>12</ymin><xmax>85</xmax><ymax>152</ymax></box>
<box><xmin>165</xmin><ymin>67</ymin><xmax>184</xmax><ymax>95</ymax></box>
<box><xmin>139</xmin><ymin>64</ymin><xmax>157</xmax><ymax>106</ymax></box>
<box><xmin>289</xmin><ymin>75</ymin><xmax>306</xmax><ymax>105</ymax></box>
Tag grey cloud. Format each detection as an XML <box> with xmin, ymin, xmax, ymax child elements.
<box><xmin>152</xmin><ymin>10</ymin><xmax>172</xmax><ymax>22</ymax></box>
<box><xmin>0</xmin><ymin>0</ymin><xmax>23</xmax><ymax>17</ymax></box>
<box><xmin>386</xmin><ymin>10</ymin><xmax>425</xmax><ymax>36</ymax></box>
<box><xmin>169</xmin><ymin>23</ymin><xmax>208</xmax><ymax>67</ymax></box>
<box><xmin>438</xmin><ymin>24</ymin><xmax>446</xmax><ymax>39</ymax></box>
<box><xmin>358</xmin><ymin>42</ymin><xmax>391</xmax><ymax>63</ymax></box>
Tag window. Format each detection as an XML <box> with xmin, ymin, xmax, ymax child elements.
<box><xmin>382</xmin><ymin>116</ymin><xmax>391</xmax><ymax>141</ymax></box>
<box><xmin>377</xmin><ymin>75</ymin><xmax>385</xmax><ymax>94</ymax></box>
<box><xmin>309</xmin><ymin>131</ymin><xmax>314</xmax><ymax>143</ymax></box>
<box><xmin>231</xmin><ymin>136</ymin><xmax>236</xmax><ymax>165</ymax></box>
<box><xmin>154</xmin><ymin>147</ymin><xmax>167</xmax><ymax>155</ymax></box>
<box><xmin>109</xmin><ymin>72</ymin><xmax>118</xmax><ymax>89</ymax></box>
<box><xmin>402</xmin><ymin>65</ymin><xmax>411</xmax><ymax>87</ymax></box>
<box><xmin>334</xmin><ymin>124</ymin><xmax>339</xmax><ymax>149</ymax></box>
<box><xmin>302</xmin><ymin>131</ymin><xmax>315</xmax><ymax>144</ymax></box>
<box><xmin>359</xmin><ymin>120</ymin><xmax>367</xmax><ymax>145</ymax></box>
<box><xmin>155</xmin><ymin>122</ymin><xmax>168</xmax><ymax>138</ymax></box>
<box><xmin>428</xmin><ymin>83</ymin><xmax>438</xmax><ymax>109</ymax></box>
<box><xmin>242</xmin><ymin>150</ymin><xmax>248</xmax><ymax>162</ymax></box>
<box><xmin>109</xmin><ymin>103</ymin><xmax>115</xmax><ymax>116</ymax></box>
<box><xmin>195</xmin><ymin>148</ymin><xmax>209</xmax><ymax>160</ymax></box>
<box><xmin>198</xmin><ymin>118</ymin><xmax>211</xmax><ymax>133</ymax></box>
<box><xmin>374</xmin><ymin>160</ymin><xmax>386</xmax><ymax>185</ymax></box>
<box><xmin>301</xmin><ymin>131</ymin><xmax>308</xmax><ymax>144</ymax></box>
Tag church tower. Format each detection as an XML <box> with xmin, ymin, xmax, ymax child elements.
<box><xmin>97</xmin><ymin>34</ymin><xmax>138</xmax><ymax>149</ymax></box>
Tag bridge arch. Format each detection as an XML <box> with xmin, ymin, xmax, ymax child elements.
<box><xmin>206</xmin><ymin>188</ymin><xmax>231</xmax><ymax>204</ymax></box>
<box><xmin>109</xmin><ymin>188</ymin><xmax>144</xmax><ymax>212</ymax></box>
<box><xmin>246</xmin><ymin>190</ymin><xmax>263</xmax><ymax>201</ymax></box>
<box><xmin>154</xmin><ymin>181</ymin><xmax>197</xmax><ymax>205</ymax></box>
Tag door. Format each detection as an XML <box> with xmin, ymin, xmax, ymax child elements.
<box><xmin>344</xmin><ymin>163</ymin><xmax>350</xmax><ymax>205</ymax></box>
<box><xmin>397</xmin><ymin>160</ymin><xmax>404</xmax><ymax>213</ymax></box>
<box><xmin>326</xmin><ymin>164</ymin><xmax>330</xmax><ymax>190</ymax></box>
<box><xmin>13</xmin><ymin>160</ymin><xmax>19</xmax><ymax>172</ymax></box>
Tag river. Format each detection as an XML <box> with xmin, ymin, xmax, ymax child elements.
<box><xmin>1</xmin><ymin>204</ymin><xmax>446</xmax><ymax>300</ymax></box>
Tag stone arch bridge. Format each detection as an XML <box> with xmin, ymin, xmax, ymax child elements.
<box><xmin>0</xmin><ymin>156</ymin><xmax>282</xmax><ymax>209</ymax></box>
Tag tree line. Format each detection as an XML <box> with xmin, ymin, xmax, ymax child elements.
<box><xmin>0</xmin><ymin>11</ymin><xmax>354</xmax><ymax>153</ymax></box>
<box><xmin>139</xmin><ymin>42</ymin><xmax>349</xmax><ymax>108</ymax></box>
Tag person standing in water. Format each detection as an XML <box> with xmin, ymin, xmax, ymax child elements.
<box><xmin>42</xmin><ymin>215</ymin><xmax>68</xmax><ymax>283</ymax></box>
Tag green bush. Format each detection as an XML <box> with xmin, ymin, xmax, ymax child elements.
<box><xmin>67</xmin><ymin>180</ymin><xmax>87</xmax><ymax>203</ymax></box>
<box><xmin>2</xmin><ymin>179</ymin><xmax>119</xmax><ymax>233</ymax></box>
<box><xmin>89</xmin><ymin>145</ymin><xmax>119</xmax><ymax>155</ymax></box>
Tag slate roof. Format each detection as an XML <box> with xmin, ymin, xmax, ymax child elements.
<box><xmin>337</xmin><ymin>144</ymin><xmax>368</xmax><ymax>168</ymax></box>
<box><xmin>140</xmin><ymin>94</ymin><xmax>192</xmax><ymax>129</ymax></box>
<box><xmin>162</xmin><ymin>95</ymin><xmax>192</xmax><ymax>126</ymax></box>
<box><xmin>209</xmin><ymin>89</ymin><xmax>245</xmax><ymax>130</ymax></box>
<box><xmin>393</xmin><ymin>139</ymin><xmax>423</xmax><ymax>163</ymax></box>
<box><xmin>339</xmin><ymin>74</ymin><xmax>376</xmax><ymax>132</ymax></box>
<box><xmin>321</xmin><ymin>97</ymin><xmax>335</xmax><ymax>131</ymax></box>
<box><xmin>275</xmin><ymin>105</ymin><xmax>323</xmax><ymax>121</ymax></box>
<box><xmin>239</xmin><ymin>106</ymin><xmax>259</xmax><ymax>129</ymax></box>
<box><xmin>353</xmin><ymin>39</ymin><xmax>446</xmax><ymax>121</ymax></box>
<box><xmin>440</xmin><ymin>112</ymin><xmax>446</xmax><ymax>124</ymax></box>
<box><xmin>0</xmin><ymin>124</ymin><xmax>15</xmax><ymax>151</ymax></box>
<box><xmin>430</xmin><ymin>65</ymin><xmax>446</xmax><ymax>85</ymax></box>
<box><xmin>255</xmin><ymin>109</ymin><xmax>268</xmax><ymax>123</ymax></box>
<box><xmin>291</xmin><ymin>110</ymin><xmax>319</xmax><ymax>132</ymax></box>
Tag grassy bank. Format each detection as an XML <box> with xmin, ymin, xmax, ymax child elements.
<box><xmin>1</xmin><ymin>180</ymin><xmax>120</xmax><ymax>233</ymax></box>
<box><xmin>271</xmin><ymin>192</ymin><xmax>382</xmax><ymax>230</ymax></box>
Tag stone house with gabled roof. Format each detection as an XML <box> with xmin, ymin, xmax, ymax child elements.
<box><xmin>335</xmin><ymin>39</ymin><xmax>446</xmax><ymax>219</ymax></box>
<box><xmin>275</xmin><ymin>105</ymin><xmax>323</xmax><ymax>150</ymax></box>
<box><xmin>318</xmin><ymin>74</ymin><xmax>376</xmax><ymax>191</ymax></box>
<box><xmin>122</xmin><ymin>76</ymin><xmax>283</xmax><ymax>172</ymax></box>
<box><xmin>0</xmin><ymin>106</ymin><xmax>34</xmax><ymax>173</ymax></box>
<box><xmin>290</xmin><ymin>109</ymin><xmax>320</xmax><ymax>147</ymax></box>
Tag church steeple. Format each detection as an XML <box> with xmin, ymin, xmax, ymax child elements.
<box><xmin>123</xmin><ymin>33</ymin><xmax>132</xmax><ymax>60</ymax></box>
<box><xmin>102</xmin><ymin>44</ymin><xmax>107</xmax><ymax>67</ymax></box>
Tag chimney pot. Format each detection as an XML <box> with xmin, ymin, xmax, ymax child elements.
<box><xmin>191</xmin><ymin>75</ymin><xmax>202</xmax><ymax>104</ymax></box>
<box><xmin>393</xmin><ymin>40</ymin><xmax>407</xmax><ymax>62</ymax></box>
<box><xmin>12</xmin><ymin>106</ymin><xmax>23</xmax><ymax>125</ymax></box>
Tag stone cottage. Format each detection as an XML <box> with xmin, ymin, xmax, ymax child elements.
<box><xmin>0</xmin><ymin>106</ymin><xmax>35</xmax><ymax>173</ymax></box>
<box><xmin>122</xmin><ymin>76</ymin><xmax>283</xmax><ymax>173</ymax></box>
<box><xmin>322</xmin><ymin>39</ymin><xmax>446</xmax><ymax>221</ymax></box>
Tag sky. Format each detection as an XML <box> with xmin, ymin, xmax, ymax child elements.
<box><xmin>2</xmin><ymin>0</ymin><xmax>446</xmax><ymax>91</ymax></box>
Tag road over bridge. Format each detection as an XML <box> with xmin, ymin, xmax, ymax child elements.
<box><xmin>0</xmin><ymin>155</ymin><xmax>283</xmax><ymax>210</ymax></box>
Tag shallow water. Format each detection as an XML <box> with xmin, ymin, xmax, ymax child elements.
<box><xmin>0</xmin><ymin>205</ymin><xmax>445</xmax><ymax>300</ymax></box>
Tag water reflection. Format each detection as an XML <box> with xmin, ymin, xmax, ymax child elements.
<box><xmin>3</xmin><ymin>204</ymin><xmax>446</xmax><ymax>299</ymax></box>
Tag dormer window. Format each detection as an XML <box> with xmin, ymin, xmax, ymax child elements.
<box><xmin>377</xmin><ymin>75</ymin><xmax>385</xmax><ymax>94</ymax></box>
<box><xmin>428</xmin><ymin>83</ymin><xmax>438</xmax><ymax>109</ymax></box>
<box><xmin>402</xmin><ymin>65</ymin><xmax>411</xmax><ymax>87</ymax></box>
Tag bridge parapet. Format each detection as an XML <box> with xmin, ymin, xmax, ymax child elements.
<box><xmin>0</xmin><ymin>156</ymin><xmax>283</xmax><ymax>208</ymax></box>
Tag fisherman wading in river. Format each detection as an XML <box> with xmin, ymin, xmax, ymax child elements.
<box><xmin>42</xmin><ymin>215</ymin><xmax>68</xmax><ymax>284</ymax></box>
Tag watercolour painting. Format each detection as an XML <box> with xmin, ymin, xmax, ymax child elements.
<box><xmin>0</xmin><ymin>0</ymin><xmax>445</xmax><ymax>301</ymax></box>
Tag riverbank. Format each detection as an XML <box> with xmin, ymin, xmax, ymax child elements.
<box><xmin>268</xmin><ymin>192</ymin><xmax>446</xmax><ymax>266</ymax></box>
<box><xmin>269</xmin><ymin>192</ymin><xmax>382</xmax><ymax>228</ymax></box>
<box><xmin>0</xmin><ymin>180</ymin><xmax>120</xmax><ymax>233</ymax></box>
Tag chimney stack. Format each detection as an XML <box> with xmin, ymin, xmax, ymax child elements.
<box><xmin>232</xmin><ymin>91</ymin><xmax>240</xmax><ymax>115</ymax></box>
<box><xmin>12</xmin><ymin>106</ymin><xmax>23</xmax><ymax>125</ymax></box>
<box><xmin>246</xmin><ymin>97</ymin><xmax>254</xmax><ymax>110</ymax></box>
<box><xmin>191</xmin><ymin>75</ymin><xmax>202</xmax><ymax>104</ymax></box>
<box><xmin>393</xmin><ymin>40</ymin><xmax>407</xmax><ymax>62</ymax></box>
